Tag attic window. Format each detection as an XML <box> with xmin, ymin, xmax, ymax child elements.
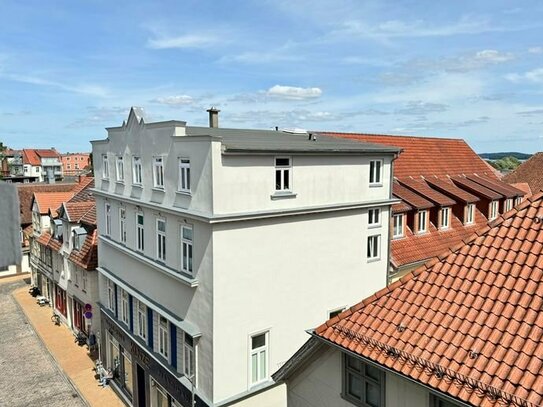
<box><xmin>53</xmin><ymin>219</ymin><xmax>63</xmax><ymax>240</ymax></box>
<box><xmin>72</xmin><ymin>227</ymin><xmax>87</xmax><ymax>251</ymax></box>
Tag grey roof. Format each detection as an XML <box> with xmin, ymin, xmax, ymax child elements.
<box><xmin>185</xmin><ymin>126</ymin><xmax>400</xmax><ymax>155</ymax></box>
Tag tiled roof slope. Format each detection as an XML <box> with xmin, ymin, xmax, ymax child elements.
<box><xmin>393</xmin><ymin>182</ymin><xmax>433</xmax><ymax>209</ymax></box>
<box><xmin>398</xmin><ymin>178</ymin><xmax>456</xmax><ymax>206</ymax></box>
<box><xmin>316</xmin><ymin>192</ymin><xmax>543</xmax><ymax>407</ymax></box>
<box><xmin>503</xmin><ymin>152</ymin><xmax>543</xmax><ymax>195</ymax></box>
<box><xmin>16</xmin><ymin>183</ymin><xmax>76</xmax><ymax>224</ymax></box>
<box><xmin>68</xmin><ymin>229</ymin><xmax>98</xmax><ymax>270</ymax></box>
<box><xmin>322</xmin><ymin>132</ymin><xmax>496</xmax><ymax>179</ymax></box>
<box><xmin>63</xmin><ymin>202</ymin><xmax>95</xmax><ymax>223</ymax></box>
<box><xmin>34</xmin><ymin>192</ymin><xmax>74</xmax><ymax>215</ymax></box>
<box><xmin>69</xmin><ymin>177</ymin><xmax>94</xmax><ymax>202</ymax></box>
<box><xmin>425</xmin><ymin>177</ymin><xmax>480</xmax><ymax>203</ymax></box>
<box><xmin>511</xmin><ymin>182</ymin><xmax>532</xmax><ymax>198</ymax></box>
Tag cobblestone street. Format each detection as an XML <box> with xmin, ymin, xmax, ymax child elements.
<box><xmin>0</xmin><ymin>278</ymin><xmax>86</xmax><ymax>407</ymax></box>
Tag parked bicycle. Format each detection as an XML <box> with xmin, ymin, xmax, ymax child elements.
<box><xmin>51</xmin><ymin>313</ymin><xmax>61</xmax><ymax>325</ymax></box>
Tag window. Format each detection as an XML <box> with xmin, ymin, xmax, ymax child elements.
<box><xmin>136</xmin><ymin>300</ymin><xmax>147</xmax><ymax>341</ymax></box>
<box><xmin>116</xmin><ymin>156</ymin><xmax>124</xmax><ymax>182</ymax></box>
<box><xmin>392</xmin><ymin>214</ymin><xmax>404</xmax><ymax>238</ymax></box>
<box><xmin>158</xmin><ymin>316</ymin><xmax>169</xmax><ymax>359</ymax></box>
<box><xmin>465</xmin><ymin>203</ymin><xmax>475</xmax><ymax>224</ymax></box>
<box><xmin>102</xmin><ymin>155</ymin><xmax>109</xmax><ymax>178</ymax></box>
<box><xmin>121</xmin><ymin>350</ymin><xmax>133</xmax><ymax>396</ymax></box>
<box><xmin>369</xmin><ymin>160</ymin><xmax>382</xmax><ymax>185</ymax></box>
<box><xmin>153</xmin><ymin>157</ymin><xmax>164</xmax><ymax>188</ymax></box>
<box><xmin>489</xmin><ymin>200</ymin><xmax>499</xmax><ymax>220</ymax></box>
<box><xmin>67</xmin><ymin>164</ymin><xmax>71</xmax><ymax>169</ymax></box>
<box><xmin>119</xmin><ymin>208</ymin><xmax>127</xmax><ymax>244</ymax></box>
<box><xmin>515</xmin><ymin>196</ymin><xmax>522</xmax><ymax>206</ymax></box>
<box><xmin>156</xmin><ymin>218</ymin><xmax>166</xmax><ymax>262</ymax></box>
<box><xmin>75</xmin><ymin>163</ymin><xmax>79</xmax><ymax>169</ymax></box>
<box><xmin>504</xmin><ymin>198</ymin><xmax>513</xmax><ymax>213</ymax></box>
<box><xmin>275</xmin><ymin>157</ymin><xmax>291</xmax><ymax>191</ymax></box>
<box><xmin>368</xmin><ymin>208</ymin><xmax>381</xmax><ymax>227</ymax></box>
<box><xmin>136</xmin><ymin>212</ymin><xmax>145</xmax><ymax>252</ymax></box>
<box><xmin>432</xmin><ymin>395</ymin><xmax>461</xmax><ymax>407</ymax></box>
<box><xmin>107</xmin><ymin>280</ymin><xmax>115</xmax><ymax>312</ymax></box>
<box><xmin>250</xmin><ymin>332</ymin><xmax>268</xmax><ymax>385</ymax></box>
<box><xmin>73</xmin><ymin>267</ymin><xmax>80</xmax><ymax>286</ymax></box>
<box><xmin>120</xmin><ymin>289</ymin><xmax>129</xmax><ymax>326</ymax></box>
<box><xmin>184</xmin><ymin>333</ymin><xmax>195</xmax><ymax>380</ymax></box>
<box><xmin>440</xmin><ymin>207</ymin><xmax>450</xmax><ymax>229</ymax></box>
<box><xmin>367</xmin><ymin>235</ymin><xmax>380</xmax><ymax>260</ymax></box>
<box><xmin>178</xmin><ymin>158</ymin><xmax>191</xmax><ymax>193</ymax></box>
<box><xmin>417</xmin><ymin>210</ymin><xmax>427</xmax><ymax>233</ymax></box>
<box><xmin>105</xmin><ymin>203</ymin><xmax>111</xmax><ymax>236</ymax></box>
<box><xmin>133</xmin><ymin>156</ymin><xmax>142</xmax><ymax>185</ymax></box>
<box><xmin>343</xmin><ymin>355</ymin><xmax>383</xmax><ymax>407</ymax></box>
<box><xmin>181</xmin><ymin>226</ymin><xmax>193</xmax><ymax>274</ymax></box>
<box><xmin>82</xmin><ymin>271</ymin><xmax>87</xmax><ymax>291</ymax></box>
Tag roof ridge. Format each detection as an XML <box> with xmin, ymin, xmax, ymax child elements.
<box><xmin>319</xmin><ymin>131</ymin><xmax>464</xmax><ymax>142</ymax></box>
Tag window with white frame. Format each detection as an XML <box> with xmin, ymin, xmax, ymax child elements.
<box><xmin>158</xmin><ymin>316</ymin><xmax>169</xmax><ymax>359</ymax></box>
<box><xmin>250</xmin><ymin>331</ymin><xmax>268</xmax><ymax>385</ymax></box>
<box><xmin>136</xmin><ymin>212</ymin><xmax>144</xmax><ymax>252</ymax></box>
<box><xmin>343</xmin><ymin>354</ymin><xmax>384</xmax><ymax>406</ymax></box>
<box><xmin>82</xmin><ymin>271</ymin><xmax>87</xmax><ymax>291</ymax></box>
<box><xmin>116</xmin><ymin>156</ymin><xmax>124</xmax><ymax>182</ymax></box>
<box><xmin>181</xmin><ymin>225</ymin><xmax>193</xmax><ymax>274</ymax></box>
<box><xmin>105</xmin><ymin>203</ymin><xmax>111</xmax><ymax>236</ymax></box>
<box><xmin>368</xmin><ymin>208</ymin><xmax>381</xmax><ymax>227</ymax></box>
<box><xmin>153</xmin><ymin>157</ymin><xmax>164</xmax><ymax>188</ymax></box>
<box><xmin>489</xmin><ymin>200</ymin><xmax>499</xmax><ymax>220</ymax></box>
<box><xmin>133</xmin><ymin>156</ymin><xmax>142</xmax><ymax>185</ymax></box>
<box><xmin>107</xmin><ymin>279</ymin><xmax>115</xmax><ymax>312</ymax></box>
<box><xmin>119</xmin><ymin>208</ymin><xmax>126</xmax><ymax>243</ymax></box>
<box><xmin>440</xmin><ymin>207</ymin><xmax>450</xmax><ymax>229</ymax></box>
<box><xmin>120</xmin><ymin>289</ymin><xmax>129</xmax><ymax>326</ymax></box>
<box><xmin>393</xmin><ymin>214</ymin><xmax>404</xmax><ymax>238</ymax></box>
<box><xmin>369</xmin><ymin>160</ymin><xmax>382</xmax><ymax>185</ymax></box>
<box><xmin>184</xmin><ymin>333</ymin><xmax>195</xmax><ymax>380</ymax></box>
<box><xmin>417</xmin><ymin>210</ymin><xmax>427</xmax><ymax>233</ymax></box>
<box><xmin>156</xmin><ymin>218</ymin><xmax>166</xmax><ymax>262</ymax></box>
<box><xmin>515</xmin><ymin>196</ymin><xmax>522</xmax><ymax>206</ymax></box>
<box><xmin>367</xmin><ymin>235</ymin><xmax>380</xmax><ymax>260</ymax></box>
<box><xmin>136</xmin><ymin>299</ymin><xmax>147</xmax><ymax>340</ymax></box>
<box><xmin>465</xmin><ymin>203</ymin><xmax>475</xmax><ymax>224</ymax></box>
<box><xmin>178</xmin><ymin>159</ymin><xmax>191</xmax><ymax>193</ymax></box>
<box><xmin>504</xmin><ymin>198</ymin><xmax>513</xmax><ymax>212</ymax></box>
<box><xmin>102</xmin><ymin>155</ymin><xmax>109</xmax><ymax>178</ymax></box>
<box><xmin>275</xmin><ymin>157</ymin><xmax>291</xmax><ymax>191</ymax></box>
<box><xmin>73</xmin><ymin>267</ymin><xmax>80</xmax><ymax>286</ymax></box>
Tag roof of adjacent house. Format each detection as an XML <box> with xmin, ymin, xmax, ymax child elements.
<box><xmin>22</xmin><ymin>148</ymin><xmax>60</xmax><ymax>165</ymax></box>
<box><xmin>313</xmin><ymin>192</ymin><xmax>543</xmax><ymax>407</ymax></box>
<box><xmin>16</xmin><ymin>183</ymin><xmax>76</xmax><ymax>225</ymax></box>
<box><xmin>68</xmin><ymin>229</ymin><xmax>98</xmax><ymax>270</ymax></box>
<box><xmin>62</xmin><ymin>202</ymin><xmax>96</xmax><ymax>223</ymax></box>
<box><xmin>503</xmin><ymin>152</ymin><xmax>543</xmax><ymax>195</ymax></box>
<box><xmin>33</xmin><ymin>192</ymin><xmax>74</xmax><ymax>216</ymax></box>
<box><xmin>392</xmin><ymin>182</ymin><xmax>434</xmax><ymax>210</ymax></box>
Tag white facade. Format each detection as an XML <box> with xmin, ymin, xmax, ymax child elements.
<box><xmin>92</xmin><ymin>108</ymin><xmax>398</xmax><ymax>406</ymax></box>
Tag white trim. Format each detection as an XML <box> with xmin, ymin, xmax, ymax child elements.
<box><xmin>368</xmin><ymin>208</ymin><xmax>381</xmax><ymax>228</ymax></box>
<box><xmin>249</xmin><ymin>329</ymin><xmax>270</xmax><ymax>387</ymax></box>
<box><xmin>392</xmin><ymin>213</ymin><xmax>404</xmax><ymax>238</ymax></box>
<box><xmin>178</xmin><ymin>158</ymin><xmax>191</xmax><ymax>193</ymax></box>
<box><xmin>156</xmin><ymin>217</ymin><xmax>166</xmax><ymax>263</ymax></box>
<box><xmin>153</xmin><ymin>156</ymin><xmax>164</xmax><ymax>189</ymax></box>
<box><xmin>369</xmin><ymin>160</ymin><xmax>383</xmax><ymax>186</ymax></box>
<box><xmin>132</xmin><ymin>156</ymin><xmax>142</xmax><ymax>185</ymax></box>
<box><xmin>274</xmin><ymin>156</ymin><xmax>292</xmax><ymax>192</ymax></box>
<box><xmin>115</xmin><ymin>156</ymin><xmax>124</xmax><ymax>182</ymax></box>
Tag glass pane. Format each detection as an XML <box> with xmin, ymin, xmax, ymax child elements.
<box><xmin>276</xmin><ymin>158</ymin><xmax>290</xmax><ymax>166</ymax></box>
<box><xmin>186</xmin><ymin>168</ymin><xmax>190</xmax><ymax>189</ymax></box>
<box><xmin>369</xmin><ymin>162</ymin><xmax>375</xmax><ymax>183</ymax></box>
<box><xmin>138</xmin><ymin>215</ymin><xmax>144</xmax><ymax>225</ymax></box>
<box><xmin>365</xmin><ymin>364</ymin><xmax>381</xmax><ymax>381</ymax></box>
<box><xmin>375</xmin><ymin>161</ymin><xmax>381</xmax><ymax>182</ymax></box>
<box><xmin>275</xmin><ymin>170</ymin><xmax>281</xmax><ymax>190</ymax></box>
<box><xmin>283</xmin><ymin>170</ymin><xmax>289</xmax><ymax>189</ymax></box>
<box><xmin>251</xmin><ymin>354</ymin><xmax>258</xmax><ymax>383</ymax></box>
<box><xmin>183</xmin><ymin>227</ymin><xmax>193</xmax><ymax>240</ymax></box>
<box><xmin>366</xmin><ymin>381</ymin><xmax>380</xmax><ymax>407</ymax></box>
<box><xmin>188</xmin><ymin>245</ymin><xmax>193</xmax><ymax>272</ymax></box>
<box><xmin>158</xmin><ymin>220</ymin><xmax>165</xmax><ymax>232</ymax></box>
<box><xmin>259</xmin><ymin>350</ymin><xmax>266</xmax><ymax>380</ymax></box>
<box><xmin>347</xmin><ymin>373</ymin><xmax>362</xmax><ymax>400</ymax></box>
<box><xmin>346</xmin><ymin>355</ymin><xmax>361</xmax><ymax>371</ymax></box>
<box><xmin>252</xmin><ymin>333</ymin><xmax>266</xmax><ymax>349</ymax></box>
<box><xmin>123</xmin><ymin>353</ymin><xmax>133</xmax><ymax>395</ymax></box>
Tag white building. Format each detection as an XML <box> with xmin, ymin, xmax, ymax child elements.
<box><xmin>22</xmin><ymin>148</ymin><xmax>63</xmax><ymax>182</ymax></box>
<box><xmin>91</xmin><ymin>108</ymin><xmax>399</xmax><ymax>407</ymax></box>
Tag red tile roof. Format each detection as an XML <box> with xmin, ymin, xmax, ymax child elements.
<box><xmin>63</xmin><ymin>202</ymin><xmax>95</xmax><ymax>223</ymax></box>
<box><xmin>393</xmin><ymin>182</ymin><xmax>433</xmax><ymax>209</ymax></box>
<box><xmin>503</xmin><ymin>152</ymin><xmax>543</xmax><ymax>195</ymax></box>
<box><xmin>391</xmin><ymin>200</ymin><xmax>412</xmax><ymax>213</ymax></box>
<box><xmin>322</xmin><ymin>132</ymin><xmax>496</xmax><ymax>179</ymax></box>
<box><xmin>398</xmin><ymin>178</ymin><xmax>456</xmax><ymax>206</ymax></box>
<box><xmin>33</xmin><ymin>192</ymin><xmax>74</xmax><ymax>215</ymax></box>
<box><xmin>425</xmin><ymin>177</ymin><xmax>480</xmax><ymax>203</ymax></box>
<box><xmin>451</xmin><ymin>176</ymin><xmax>503</xmax><ymax>200</ymax></box>
<box><xmin>68</xmin><ymin>229</ymin><xmax>98</xmax><ymax>270</ymax></box>
<box><xmin>316</xmin><ymin>192</ymin><xmax>543</xmax><ymax>407</ymax></box>
<box><xmin>510</xmin><ymin>182</ymin><xmax>532</xmax><ymax>198</ymax></box>
<box><xmin>69</xmin><ymin>177</ymin><xmax>94</xmax><ymax>202</ymax></box>
<box><xmin>16</xmin><ymin>183</ymin><xmax>76</xmax><ymax>224</ymax></box>
<box><xmin>467</xmin><ymin>174</ymin><xmax>525</xmax><ymax>198</ymax></box>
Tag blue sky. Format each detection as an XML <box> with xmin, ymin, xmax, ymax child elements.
<box><xmin>1</xmin><ymin>0</ymin><xmax>542</xmax><ymax>153</ymax></box>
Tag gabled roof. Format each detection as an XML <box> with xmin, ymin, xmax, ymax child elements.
<box><xmin>425</xmin><ymin>177</ymin><xmax>480</xmax><ymax>204</ymax></box>
<box><xmin>467</xmin><ymin>174</ymin><xmax>525</xmax><ymax>198</ymax></box>
<box><xmin>33</xmin><ymin>192</ymin><xmax>74</xmax><ymax>215</ymax></box>
<box><xmin>16</xmin><ymin>183</ymin><xmax>76</xmax><ymax>225</ymax></box>
<box><xmin>68</xmin><ymin>229</ymin><xmax>98</xmax><ymax>270</ymax></box>
<box><xmin>69</xmin><ymin>177</ymin><xmax>94</xmax><ymax>202</ymax></box>
<box><xmin>451</xmin><ymin>176</ymin><xmax>503</xmax><ymax>200</ymax></box>
<box><xmin>22</xmin><ymin>148</ymin><xmax>60</xmax><ymax>165</ymax></box>
<box><xmin>503</xmin><ymin>152</ymin><xmax>543</xmax><ymax>195</ymax></box>
<box><xmin>62</xmin><ymin>202</ymin><xmax>96</xmax><ymax>223</ymax></box>
<box><xmin>314</xmin><ymin>192</ymin><xmax>543</xmax><ymax>407</ymax></box>
<box><xmin>392</xmin><ymin>182</ymin><xmax>433</xmax><ymax>209</ymax></box>
<box><xmin>397</xmin><ymin>178</ymin><xmax>456</xmax><ymax>207</ymax></box>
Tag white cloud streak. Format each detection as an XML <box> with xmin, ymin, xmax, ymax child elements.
<box><xmin>266</xmin><ymin>85</ymin><xmax>322</xmax><ymax>100</ymax></box>
<box><xmin>151</xmin><ymin>95</ymin><xmax>194</xmax><ymax>105</ymax></box>
<box><xmin>147</xmin><ymin>33</ymin><xmax>221</xmax><ymax>49</ymax></box>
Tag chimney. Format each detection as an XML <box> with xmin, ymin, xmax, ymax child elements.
<box><xmin>207</xmin><ymin>107</ymin><xmax>220</xmax><ymax>128</ymax></box>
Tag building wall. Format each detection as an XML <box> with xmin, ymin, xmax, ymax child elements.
<box><xmin>62</xmin><ymin>153</ymin><xmax>90</xmax><ymax>175</ymax></box>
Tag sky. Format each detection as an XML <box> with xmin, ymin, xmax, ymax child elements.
<box><xmin>1</xmin><ymin>0</ymin><xmax>542</xmax><ymax>153</ymax></box>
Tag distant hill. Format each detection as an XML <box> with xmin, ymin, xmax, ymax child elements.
<box><xmin>479</xmin><ymin>152</ymin><xmax>532</xmax><ymax>160</ymax></box>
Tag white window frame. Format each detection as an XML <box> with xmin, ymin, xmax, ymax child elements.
<box><xmin>368</xmin><ymin>208</ymin><xmax>381</xmax><ymax>227</ymax></box>
<box><xmin>274</xmin><ymin>157</ymin><xmax>291</xmax><ymax>192</ymax></box>
<box><xmin>440</xmin><ymin>207</ymin><xmax>450</xmax><ymax>229</ymax></box>
<box><xmin>136</xmin><ymin>299</ymin><xmax>147</xmax><ymax>341</ymax></box>
<box><xmin>392</xmin><ymin>214</ymin><xmax>404</xmax><ymax>238</ymax></box>
<box><xmin>249</xmin><ymin>331</ymin><xmax>269</xmax><ymax>386</ymax></box>
<box><xmin>178</xmin><ymin>158</ymin><xmax>191</xmax><ymax>193</ymax></box>
<box><xmin>107</xmin><ymin>279</ymin><xmax>115</xmax><ymax>312</ymax></box>
<box><xmin>489</xmin><ymin>200</ymin><xmax>499</xmax><ymax>220</ymax></box>
<box><xmin>156</xmin><ymin>218</ymin><xmax>166</xmax><ymax>263</ymax></box>
<box><xmin>504</xmin><ymin>198</ymin><xmax>513</xmax><ymax>213</ymax></box>
<box><xmin>136</xmin><ymin>212</ymin><xmax>144</xmax><ymax>252</ymax></box>
<box><xmin>116</xmin><ymin>156</ymin><xmax>124</xmax><ymax>182</ymax></box>
<box><xmin>369</xmin><ymin>160</ymin><xmax>383</xmax><ymax>186</ymax></box>
<box><xmin>181</xmin><ymin>225</ymin><xmax>193</xmax><ymax>275</ymax></box>
<box><xmin>367</xmin><ymin>235</ymin><xmax>380</xmax><ymax>261</ymax></box>
<box><xmin>417</xmin><ymin>210</ymin><xmax>428</xmax><ymax>233</ymax></box>
<box><xmin>119</xmin><ymin>207</ymin><xmax>127</xmax><ymax>244</ymax></box>
<box><xmin>515</xmin><ymin>196</ymin><xmax>522</xmax><ymax>206</ymax></box>
<box><xmin>120</xmin><ymin>289</ymin><xmax>129</xmax><ymax>326</ymax></box>
<box><xmin>132</xmin><ymin>156</ymin><xmax>142</xmax><ymax>185</ymax></box>
<box><xmin>105</xmin><ymin>203</ymin><xmax>111</xmax><ymax>236</ymax></box>
<box><xmin>102</xmin><ymin>155</ymin><xmax>109</xmax><ymax>179</ymax></box>
<box><xmin>183</xmin><ymin>333</ymin><xmax>195</xmax><ymax>381</ymax></box>
<box><xmin>158</xmin><ymin>316</ymin><xmax>169</xmax><ymax>359</ymax></box>
<box><xmin>153</xmin><ymin>156</ymin><xmax>164</xmax><ymax>189</ymax></box>
<box><xmin>466</xmin><ymin>203</ymin><xmax>475</xmax><ymax>225</ymax></box>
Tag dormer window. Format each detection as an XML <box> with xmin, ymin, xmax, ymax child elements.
<box><xmin>489</xmin><ymin>200</ymin><xmax>499</xmax><ymax>220</ymax></box>
<box><xmin>515</xmin><ymin>196</ymin><xmax>522</xmax><ymax>206</ymax></box>
<box><xmin>102</xmin><ymin>155</ymin><xmax>109</xmax><ymax>178</ymax></box>
<box><xmin>465</xmin><ymin>204</ymin><xmax>475</xmax><ymax>225</ymax></box>
<box><xmin>72</xmin><ymin>227</ymin><xmax>87</xmax><ymax>250</ymax></box>
<box><xmin>53</xmin><ymin>219</ymin><xmax>63</xmax><ymax>240</ymax></box>
<box><xmin>417</xmin><ymin>210</ymin><xmax>427</xmax><ymax>233</ymax></box>
<box><xmin>504</xmin><ymin>198</ymin><xmax>513</xmax><ymax>213</ymax></box>
<box><xmin>115</xmin><ymin>156</ymin><xmax>124</xmax><ymax>182</ymax></box>
<box><xmin>153</xmin><ymin>157</ymin><xmax>164</xmax><ymax>188</ymax></box>
<box><xmin>275</xmin><ymin>157</ymin><xmax>291</xmax><ymax>191</ymax></box>
<box><xmin>440</xmin><ymin>207</ymin><xmax>450</xmax><ymax>229</ymax></box>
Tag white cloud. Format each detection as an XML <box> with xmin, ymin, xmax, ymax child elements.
<box><xmin>2</xmin><ymin>72</ymin><xmax>108</xmax><ymax>97</ymax></box>
<box><xmin>266</xmin><ymin>85</ymin><xmax>322</xmax><ymax>100</ymax></box>
<box><xmin>528</xmin><ymin>47</ymin><xmax>543</xmax><ymax>54</ymax></box>
<box><xmin>506</xmin><ymin>68</ymin><xmax>543</xmax><ymax>83</ymax></box>
<box><xmin>147</xmin><ymin>34</ymin><xmax>220</xmax><ymax>49</ymax></box>
<box><xmin>151</xmin><ymin>95</ymin><xmax>194</xmax><ymax>105</ymax></box>
<box><xmin>395</xmin><ymin>101</ymin><xmax>449</xmax><ymax>115</ymax></box>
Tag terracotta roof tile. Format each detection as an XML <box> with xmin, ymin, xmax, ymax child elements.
<box><xmin>466</xmin><ymin>174</ymin><xmax>525</xmax><ymax>198</ymax></box>
<box><xmin>392</xmin><ymin>182</ymin><xmax>434</xmax><ymax>209</ymax></box>
<box><xmin>397</xmin><ymin>178</ymin><xmax>456</xmax><ymax>206</ymax></box>
<box><xmin>33</xmin><ymin>192</ymin><xmax>74</xmax><ymax>215</ymax></box>
<box><xmin>451</xmin><ymin>176</ymin><xmax>504</xmax><ymax>200</ymax></box>
<box><xmin>68</xmin><ymin>229</ymin><xmax>97</xmax><ymax>270</ymax></box>
<box><xmin>316</xmin><ymin>191</ymin><xmax>543</xmax><ymax>407</ymax></box>
<box><xmin>16</xmin><ymin>183</ymin><xmax>76</xmax><ymax>224</ymax></box>
<box><xmin>63</xmin><ymin>201</ymin><xmax>96</xmax><ymax>223</ymax></box>
<box><xmin>503</xmin><ymin>152</ymin><xmax>543</xmax><ymax>195</ymax></box>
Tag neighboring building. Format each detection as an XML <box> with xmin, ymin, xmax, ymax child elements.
<box><xmin>0</xmin><ymin>148</ymin><xmax>37</xmax><ymax>183</ymax></box>
<box><xmin>62</xmin><ymin>152</ymin><xmax>91</xmax><ymax>176</ymax></box>
<box><xmin>91</xmin><ymin>108</ymin><xmax>399</xmax><ymax>406</ymax></box>
<box><xmin>503</xmin><ymin>152</ymin><xmax>543</xmax><ymax>196</ymax></box>
<box><xmin>22</xmin><ymin>148</ymin><xmax>63</xmax><ymax>182</ymax></box>
<box><xmin>322</xmin><ymin>133</ymin><xmax>525</xmax><ymax>280</ymax></box>
<box><xmin>30</xmin><ymin>177</ymin><xmax>101</xmax><ymax>339</ymax></box>
<box><xmin>275</xmin><ymin>191</ymin><xmax>543</xmax><ymax>407</ymax></box>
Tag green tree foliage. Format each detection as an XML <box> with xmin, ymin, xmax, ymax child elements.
<box><xmin>488</xmin><ymin>156</ymin><xmax>521</xmax><ymax>171</ymax></box>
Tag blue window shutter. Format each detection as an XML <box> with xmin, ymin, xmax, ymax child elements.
<box><xmin>170</xmin><ymin>323</ymin><xmax>177</xmax><ymax>369</ymax></box>
<box><xmin>114</xmin><ymin>285</ymin><xmax>118</xmax><ymax>318</ymax></box>
<box><xmin>147</xmin><ymin>308</ymin><xmax>153</xmax><ymax>347</ymax></box>
<box><xmin>129</xmin><ymin>295</ymin><xmax>134</xmax><ymax>332</ymax></box>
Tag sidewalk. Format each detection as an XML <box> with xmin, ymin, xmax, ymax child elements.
<box><xmin>12</xmin><ymin>285</ymin><xmax>125</xmax><ymax>407</ymax></box>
